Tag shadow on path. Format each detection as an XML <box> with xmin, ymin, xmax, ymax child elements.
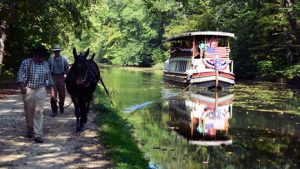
<box><xmin>0</xmin><ymin>89</ymin><xmax>112</xmax><ymax>169</ymax></box>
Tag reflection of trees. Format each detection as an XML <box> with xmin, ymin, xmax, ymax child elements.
<box><xmin>130</xmin><ymin>105</ymin><xmax>210</xmax><ymax>169</ymax></box>
<box><xmin>129</xmin><ymin>90</ymin><xmax>300</xmax><ymax>168</ymax></box>
<box><xmin>234</xmin><ymin>83</ymin><xmax>300</xmax><ymax>115</ymax></box>
<box><xmin>223</xmin><ymin>127</ymin><xmax>300</xmax><ymax>168</ymax></box>
<box><xmin>231</xmin><ymin>106</ymin><xmax>300</xmax><ymax>168</ymax></box>
<box><xmin>101</xmin><ymin>67</ymin><xmax>163</xmax><ymax>108</ymax></box>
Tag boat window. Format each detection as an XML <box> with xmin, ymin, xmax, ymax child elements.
<box><xmin>217</xmin><ymin>38</ymin><xmax>228</xmax><ymax>47</ymax></box>
<box><xmin>170</xmin><ymin>40</ymin><xmax>193</xmax><ymax>58</ymax></box>
<box><xmin>180</xmin><ymin>40</ymin><xmax>192</xmax><ymax>48</ymax></box>
<box><xmin>206</xmin><ymin>36</ymin><xmax>218</xmax><ymax>48</ymax></box>
<box><xmin>202</xmin><ymin>36</ymin><xmax>229</xmax><ymax>48</ymax></box>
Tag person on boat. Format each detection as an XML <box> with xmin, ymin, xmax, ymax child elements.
<box><xmin>211</xmin><ymin>41</ymin><xmax>218</xmax><ymax>48</ymax></box>
<box><xmin>207</xmin><ymin>37</ymin><xmax>218</xmax><ymax>48</ymax></box>
<box><xmin>197</xmin><ymin>123</ymin><xmax>203</xmax><ymax>133</ymax></box>
<box><xmin>199</xmin><ymin>41</ymin><xmax>206</xmax><ymax>58</ymax></box>
<box><xmin>48</xmin><ymin>44</ymin><xmax>69</xmax><ymax>117</ymax></box>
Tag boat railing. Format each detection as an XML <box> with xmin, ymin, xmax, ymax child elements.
<box><xmin>171</xmin><ymin>47</ymin><xmax>193</xmax><ymax>57</ymax></box>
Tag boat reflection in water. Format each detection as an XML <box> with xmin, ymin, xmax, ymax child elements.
<box><xmin>168</xmin><ymin>90</ymin><xmax>234</xmax><ymax>146</ymax></box>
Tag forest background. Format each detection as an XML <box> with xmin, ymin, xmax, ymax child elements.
<box><xmin>1</xmin><ymin>0</ymin><xmax>300</xmax><ymax>81</ymax></box>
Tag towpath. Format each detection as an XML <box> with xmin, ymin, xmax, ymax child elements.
<box><xmin>0</xmin><ymin>80</ymin><xmax>112</xmax><ymax>169</ymax></box>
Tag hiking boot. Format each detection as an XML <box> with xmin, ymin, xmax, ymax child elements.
<box><xmin>34</xmin><ymin>137</ymin><xmax>43</xmax><ymax>143</ymax></box>
<box><xmin>59</xmin><ymin>106</ymin><xmax>64</xmax><ymax>114</ymax></box>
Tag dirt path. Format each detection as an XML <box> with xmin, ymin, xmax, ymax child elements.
<box><xmin>0</xmin><ymin>85</ymin><xmax>112</xmax><ymax>169</ymax></box>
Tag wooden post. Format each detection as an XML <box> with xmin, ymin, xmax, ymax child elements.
<box><xmin>215</xmin><ymin>69</ymin><xmax>219</xmax><ymax>89</ymax></box>
<box><xmin>204</xmin><ymin>35</ymin><xmax>206</xmax><ymax>58</ymax></box>
<box><xmin>191</xmin><ymin>113</ymin><xmax>194</xmax><ymax>138</ymax></box>
<box><xmin>215</xmin><ymin>56</ymin><xmax>219</xmax><ymax>89</ymax></box>
<box><xmin>227</xmin><ymin>37</ymin><xmax>230</xmax><ymax>48</ymax></box>
<box><xmin>192</xmin><ymin>36</ymin><xmax>196</xmax><ymax>58</ymax></box>
<box><xmin>214</xmin><ymin>91</ymin><xmax>218</xmax><ymax>110</ymax></box>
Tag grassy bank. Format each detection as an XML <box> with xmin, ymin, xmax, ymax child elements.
<box><xmin>93</xmin><ymin>85</ymin><xmax>149</xmax><ymax>169</ymax></box>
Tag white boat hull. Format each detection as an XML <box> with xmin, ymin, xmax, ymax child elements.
<box><xmin>163</xmin><ymin>58</ymin><xmax>235</xmax><ymax>88</ymax></box>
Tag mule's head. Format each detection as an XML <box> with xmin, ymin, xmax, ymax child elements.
<box><xmin>72</xmin><ymin>47</ymin><xmax>90</xmax><ymax>85</ymax></box>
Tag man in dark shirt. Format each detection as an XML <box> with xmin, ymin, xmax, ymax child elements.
<box><xmin>48</xmin><ymin>44</ymin><xmax>69</xmax><ymax>116</ymax></box>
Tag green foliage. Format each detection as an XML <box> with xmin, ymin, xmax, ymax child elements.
<box><xmin>83</xmin><ymin>0</ymin><xmax>159</xmax><ymax>66</ymax></box>
<box><xmin>151</xmin><ymin>48</ymin><xmax>168</xmax><ymax>65</ymax></box>
<box><xmin>257</xmin><ymin>61</ymin><xmax>276</xmax><ymax>80</ymax></box>
<box><xmin>282</xmin><ymin>64</ymin><xmax>300</xmax><ymax>79</ymax></box>
<box><xmin>1</xmin><ymin>0</ymin><xmax>93</xmax><ymax>73</ymax></box>
<box><xmin>3</xmin><ymin>0</ymin><xmax>300</xmax><ymax>80</ymax></box>
<box><xmin>0</xmin><ymin>70</ymin><xmax>15</xmax><ymax>81</ymax></box>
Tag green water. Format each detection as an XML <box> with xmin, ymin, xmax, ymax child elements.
<box><xmin>101</xmin><ymin>66</ymin><xmax>164</xmax><ymax>110</ymax></box>
<box><xmin>101</xmin><ymin>66</ymin><xmax>300</xmax><ymax>169</ymax></box>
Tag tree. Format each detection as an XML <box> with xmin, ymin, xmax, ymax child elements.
<box><xmin>0</xmin><ymin>0</ymin><xmax>92</xmax><ymax>75</ymax></box>
<box><xmin>283</xmin><ymin>0</ymin><xmax>300</xmax><ymax>64</ymax></box>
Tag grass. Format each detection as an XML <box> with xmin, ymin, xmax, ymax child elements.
<box><xmin>93</xmin><ymin>85</ymin><xmax>149</xmax><ymax>169</ymax></box>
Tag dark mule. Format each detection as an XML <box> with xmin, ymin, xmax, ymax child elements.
<box><xmin>65</xmin><ymin>48</ymin><xmax>100</xmax><ymax>132</ymax></box>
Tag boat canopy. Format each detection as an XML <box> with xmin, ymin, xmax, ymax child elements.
<box><xmin>167</xmin><ymin>31</ymin><xmax>235</xmax><ymax>42</ymax></box>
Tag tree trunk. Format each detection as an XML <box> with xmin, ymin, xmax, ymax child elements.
<box><xmin>285</xmin><ymin>38</ymin><xmax>293</xmax><ymax>65</ymax></box>
<box><xmin>0</xmin><ymin>21</ymin><xmax>7</xmax><ymax>76</ymax></box>
<box><xmin>284</xmin><ymin>0</ymin><xmax>300</xmax><ymax>63</ymax></box>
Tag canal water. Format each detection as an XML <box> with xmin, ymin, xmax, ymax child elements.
<box><xmin>101</xmin><ymin>66</ymin><xmax>300</xmax><ymax>169</ymax></box>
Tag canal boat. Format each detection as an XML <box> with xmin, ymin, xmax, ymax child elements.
<box><xmin>168</xmin><ymin>90</ymin><xmax>234</xmax><ymax>146</ymax></box>
<box><xmin>164</xmin><ymin>31</ymin><xmax>235</xmax><ymax>88</ymax></box>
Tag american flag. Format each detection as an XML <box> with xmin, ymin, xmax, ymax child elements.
<box><xmin>205</xmin><ymin>47</ymin><xmax>230</xmax><ymax>58</ymax></box>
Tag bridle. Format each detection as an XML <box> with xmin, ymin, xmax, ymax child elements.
<box><xmin>76</xmin><ymin>57</ymin><xmax>93</xmax><ymax>88</ymax></box>
<box><xmin>72</xmin><ymin>52</ymin><xmax>95</xmax><ymax>88</ymax></box>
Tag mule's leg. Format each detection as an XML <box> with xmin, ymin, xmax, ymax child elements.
<box><xmin>86</xmin><ymin>94</ymin><xmax>93</xmax><ymax>114</ymax></box>
<box><xmin>75</xmin><ymin>106</ymin><xmax>81</xmax><ymax>132</ymax></box>
<box><xmin>77</xmin><ymin>100</ymin><xmax>86</xmax><ymax>132</ymax></box>
<box><xmin>82</xmin><ymin>101</ymin><xmax>90</xmax><ymax>124</ymax></box>
<box><xmin>86</xmin><ymin>101</ymin><xmax>90</xmax><ymax>114</ymax></box>
<box><xmin>71</xmin><ymin>96</ymin><xmax>81</xmax><ymax>132</ymax></box>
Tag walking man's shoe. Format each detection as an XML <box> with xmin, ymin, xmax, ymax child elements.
<box><xmin>60</xmin><ymin>106</ymin><xmax>64</xmax><ymax>114</ymax></box>
<box><xmin>34</xmin><ymin>137</ymin><xmax>43</xmax><ymax>143</ymax></box>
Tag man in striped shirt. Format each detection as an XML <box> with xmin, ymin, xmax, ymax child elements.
<box><xmin>48</xmin><ymin>44</ymin><xmax>69</xmax><ymax>116</ymax></box>
<box><xmin>17</xmin><ymin>45</ymin><xmax>55</xmax><ymax>143</ymax></box>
